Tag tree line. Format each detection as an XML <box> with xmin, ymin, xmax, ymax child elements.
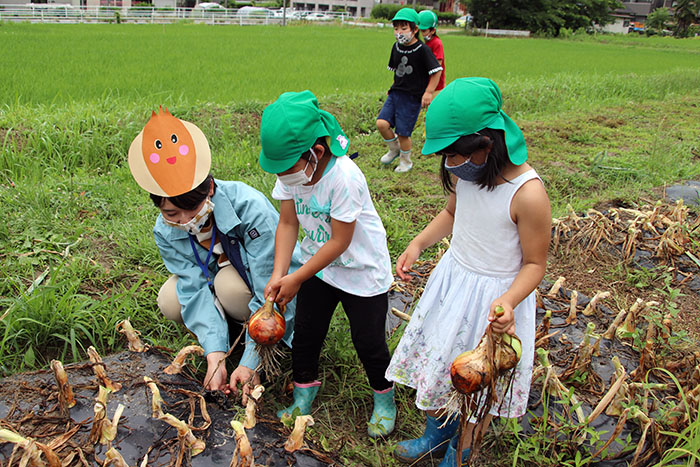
<box><xmin>464</xmin><ymin>0</ymin><xmax>699</xmax><ymax>37</ymax></box>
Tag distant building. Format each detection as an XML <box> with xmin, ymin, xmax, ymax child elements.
<box><xmin>602</xmin><ymin>0</ymin><xmax>674</xmax><ymax>33</ymax></box>
<box><xmin>288</xmin><ymin>0</ymin><xmax>458</xmax><ymax>18</ymax></box>
<box><xmin>290</xmin><ymin>0</ymin><xmax>375</xmax><ymax>17</ymax></box>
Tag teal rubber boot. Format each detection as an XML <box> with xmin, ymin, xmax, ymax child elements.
<box><xmin>394</xmin><ymin>414</ymin><xmax>459</xmax><ymax>463</ymax></box>
<box><xmin>368</xmin><ymin>386</ymin><xmax>396</xmax><ymax>437</ymax></box>
<box><xmin>437</xmin><ymin>435</ymin><xmax>471</xmax><ymax>467</ymax></box>
<box><xmin>277</xmin><ymin>381</ymin><xmax>320</xmax><ymax>420</ymax></box>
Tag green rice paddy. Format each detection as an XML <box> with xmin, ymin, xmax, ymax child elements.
<box><xmin>2</xmin><ymin>23</ymin><xmax>700</xmax><ymax>116</ymax></box>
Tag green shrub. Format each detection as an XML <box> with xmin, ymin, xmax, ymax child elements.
<box><xmin>370</xmin><ymin>4</ymin><xmax>399</xmax><ymax>20</ymax></box>
<box><xmin>370</xmin><ymin>4</ymin><xmax>427</xmax><ymax>20</ymax></box>
<box><xmin>436</xmin><ymin>11</ymin><xmax>459</xmax><ymax>24</ymax></box>
<box><xmin>559</xmin><ymin>26</ymin><xmax>573</xmax><ymax>38</ymax></box>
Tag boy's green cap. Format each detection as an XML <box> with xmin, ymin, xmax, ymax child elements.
<box><xmin>392</xmin><ymin>7</ymin><xmax>419</xmax><ymax>24</ymax></box>
<box><xmin>418</xmin><ymin>10</ymin><xmax>437</xmax><ymax>30</ymax></box>
<box><xmin>259</xmin><ymin>90</ymin><xmax>349</xmax><ymax>174</ymax></box>
<box><xmin>422</xmin><ymin>77</ymin><xmax>528</xmax><ymax>165</ymax></box>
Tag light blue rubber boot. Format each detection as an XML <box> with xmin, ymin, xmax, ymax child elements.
<box><xmin>277</xmin><ymin>381</ymin><xmax>320</xmax><ymax>420</ymax></box>
<box><xmin>437</xmin><ymin>434</ymin><xmax>471</xmax><ymax>467</ymax></box>
<box><xmin>394</xmin><ymin>414</ymin><xmax>459</xmax><ymax>463</ymax></box>
<box><xmin>367</xmin><ymin>386</ymin><xmax>396</xmax><ymax>437</ymax></box>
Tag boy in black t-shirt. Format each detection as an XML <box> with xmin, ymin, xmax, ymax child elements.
<box><xmin>377</xmin><ymin>7</ymin><xmax>443</xmax><ymax>173</ymax></box>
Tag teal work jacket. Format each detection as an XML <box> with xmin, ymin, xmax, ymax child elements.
<box><xmin>153</xmin><ymin>180</ymin><xmax>300</xmax><ymax>369</ymax></box>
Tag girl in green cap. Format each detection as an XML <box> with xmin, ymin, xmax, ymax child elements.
<box><xmin>258</xmin><ymin>90</ymin><xmax>396</xmax><ymax>438</ymax></box>
<box><xmin>385</xmin><ymin>77</ymin><xmax>551</xmax><ymax>466</ymax></box>
<box><xmin>418</xmin><ymin>10</ymin><xmax>446</xmax><ymax>93</ymax></box>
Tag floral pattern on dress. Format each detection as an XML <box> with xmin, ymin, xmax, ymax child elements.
<box><xmin>386</xmin><ymin>249</ymin><xmax>536</xmax><ymax>417</ymax></box>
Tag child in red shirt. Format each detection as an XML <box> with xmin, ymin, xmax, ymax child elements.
<box><xmin>418</xmin><ymin>10</ymin><xmax>445</xmax><ymax>92</ymax></box>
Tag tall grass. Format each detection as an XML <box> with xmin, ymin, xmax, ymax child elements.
<box><xmin>652</xmin><ymin>369</ymin><xmax>700</xmax><ymax>467</ymax></box>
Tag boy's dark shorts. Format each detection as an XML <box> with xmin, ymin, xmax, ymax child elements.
<box><xmin>377</xmin><ymin>90</ymin><xmax>422</xmax><ymax>137</ymax></box>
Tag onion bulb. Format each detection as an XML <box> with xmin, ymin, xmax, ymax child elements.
<box><xmin>248</xmin><ymin>299</ymin><xmax>286</xmax><ymax>346</ymax></box>
<box><xmin>450</xmin><ymin>308</ymin><xmax>522</xmax><ymax>395</ymax></box>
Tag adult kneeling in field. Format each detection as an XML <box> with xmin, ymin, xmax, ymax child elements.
<box><xmin>128</xmin><ymin>107</ymin><xmax>300</xmax><ymax>403</ymax></box>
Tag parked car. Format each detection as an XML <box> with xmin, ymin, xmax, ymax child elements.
<box><xmin>273</xmin><ymin>8</ymin><xmax>303</xmax><ymax>19</ymax></box>
<box><xmin>237</xmin><ymin>6</ymin><xmax>274</xmax><ymax>19</ymax></box>
<box><xmin>305</xmin><ymin>12</ymin><xmax>332</xmax><ymax>21</ymax></box>
<box><xmin>455</xmin><ymin>14</ymin><xmax>472</xmax><ymax>28</ymax></box>
<box><xmin>194</xmin><ymin>2</ymin><xmax>225</xmax><ymax>10</ymax></box>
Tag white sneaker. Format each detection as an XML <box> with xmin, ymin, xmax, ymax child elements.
<box><xmin>394</xmin><ymin>158</ymin><xmax>413</xmax><ymax>173</ymax></box>
<box><xmin>380</xmin><ymin>150</ymin><xmax>400</xmax><ymax>165</ymax></box>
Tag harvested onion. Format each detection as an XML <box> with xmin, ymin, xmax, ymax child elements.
<box><xmin>248</xmin><ymin>299</ymin><xmax>285</xmax><ymax>346</ymax></box>
<box><xmin>446</xmin><ymin>306</ymin><xmax>523</xmax><ymax>465</ymax></box>
<box><xmin>248</xmin><ymin>299</ymin><xmax>287</xmax><ymax>376</ymax></box>
<box><xmin>450</xmin><ymin>307</ymin><xmax>522</xmax><ymax>395</ymax></box>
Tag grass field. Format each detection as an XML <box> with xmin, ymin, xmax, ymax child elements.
<box><xmin>2</xmin><ymin>23</ymin><xmax>700</xmax><ymax>114</ymax></box>
<box><xmin>1</xmin><ymin>22</ymin><xmax>700</xmax><ymax>465</ymax></box>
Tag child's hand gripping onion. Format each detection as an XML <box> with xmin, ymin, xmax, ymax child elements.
<box><xmin>450</xmin><ymin>305</ymin><xmax>522</xmax><ymax>395</ymax></box>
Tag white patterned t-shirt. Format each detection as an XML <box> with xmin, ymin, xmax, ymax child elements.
<box><xmin>272</xmin><ymin>155</ymin><xmax>393</xmax><ymax>297</ymax></box>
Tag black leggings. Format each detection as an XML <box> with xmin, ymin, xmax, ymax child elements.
<box><xmin>292</xmin><ymin>275</ymin><xmax>392</xmax><ymax>391</ymax></box>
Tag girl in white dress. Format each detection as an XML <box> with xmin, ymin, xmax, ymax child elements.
<box><xmin>386</xmin><ymin>77</ymin><xmax>551</xmax><ymax>466</ymax></box>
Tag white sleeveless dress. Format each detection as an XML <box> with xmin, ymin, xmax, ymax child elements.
<box><xmin>385</xmin><ymin>169</ymin><xmax>541</xmax><ymax>416</ymax></box>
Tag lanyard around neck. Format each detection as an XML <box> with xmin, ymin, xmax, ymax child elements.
<box><xmin>189</xmin><ymin>225</ymin><xmax>217</xmax><ymax>291</ymax></box>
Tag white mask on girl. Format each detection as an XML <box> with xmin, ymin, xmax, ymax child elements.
<box><xmin>163</xmin><ymin>198</ymin><xmax>214</xmax><ymax>235</ymax></box>
<box><xmin>277</xmin><ymin>148</ymin><xmax>317</xmax><ymax>187</ymax></box>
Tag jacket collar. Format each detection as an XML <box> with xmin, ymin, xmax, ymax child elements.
<box><xmin>155</xmin><ymin>181</ymin><xmax>241</xmax><ymax>241</ymax></box>
<box><xmin>210</xmin><ymin>182</ymin><xmax>241</xmax><ymax>234</ymax></box>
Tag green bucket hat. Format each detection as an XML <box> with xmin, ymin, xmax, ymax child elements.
<box><xmin>422</xmin><ymin>77</ymin><xmax>528</xmax><ymax>165</ymax></box>
<box><xmin>392</xmin><ymin>7</ymin><xmax>419</xmax><ymax>24</ymax></box>
<box><xmin>418</xmin><ymin>10</ymin><xmax>437</xmax><ymax>30</ymax></box>
<box><xmin>259</xmin><ymin>90</ymin><xmax>349</xmax><ymax>174</ymax></box>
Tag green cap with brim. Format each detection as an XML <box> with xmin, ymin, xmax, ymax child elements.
<box><xmin>259</xmin><ymin>90</ymin><xmax>350</xmax><ymax>174</ymax></box>
<box><xmin>422</xmin><ymin>77</ymin><xmax>528</xmax><ymax>166</ymax></box>
<box><xmin>392</xmin><ymin>7</ymin><xmax>419</xmax><ymax>24</ymax></box>
<box><xmin>418</xmin><ymin>10</ymin><xmax>437</xmax><ymax>30</ymax></box>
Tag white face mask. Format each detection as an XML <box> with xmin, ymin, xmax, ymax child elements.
<box><xmin>277</xmin><ymin>149</ymin><xmax>317</xmax><ymax>187</ymax></box>
<box><xmin>395</xmin><ymin>31</ymin><xmax>414</xmax><ymax>45</ymax></box>
<box><xmin>163</xmin><ymin>198</ymin><xmax>215</xmax><ymax>235</ymax></box>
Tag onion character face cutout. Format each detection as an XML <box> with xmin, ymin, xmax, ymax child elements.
<box><xmin>128</xmin><ymin>107</ymin><xmax>211</xmax><ymax>197</ymax></box>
